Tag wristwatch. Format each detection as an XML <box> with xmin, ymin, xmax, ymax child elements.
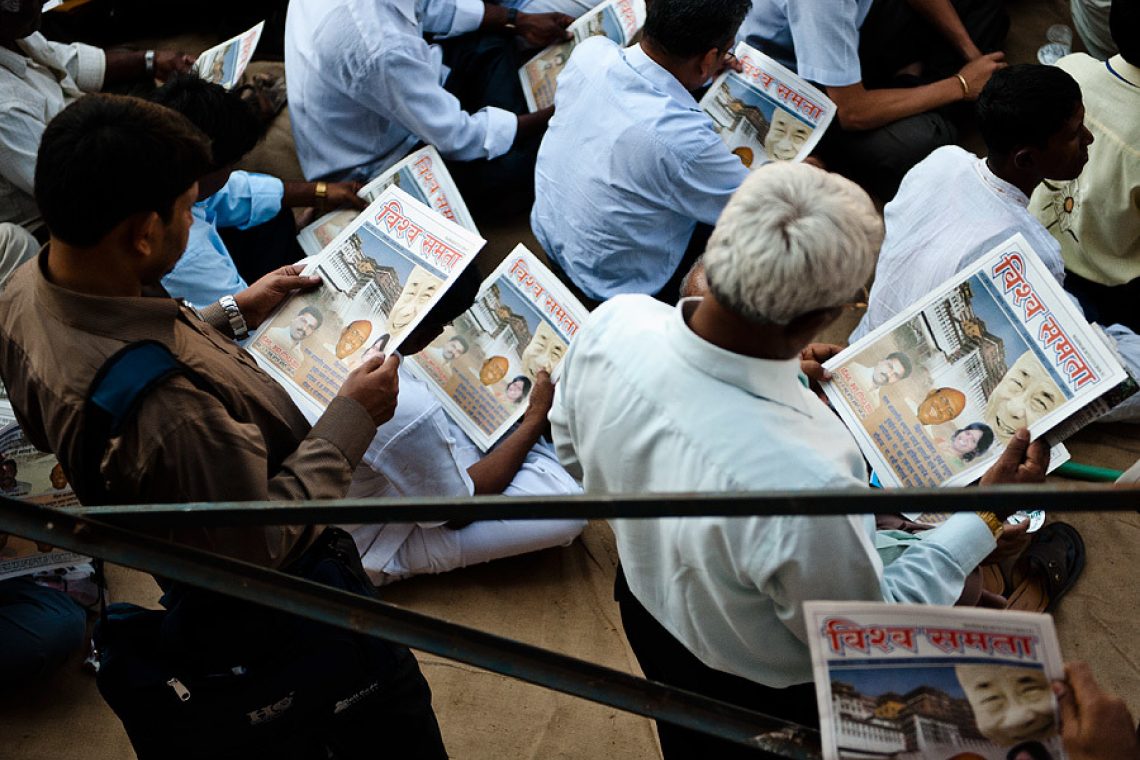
<box><xmin>145</xmin><ymin>49</ymin><xmax>156</xmax><ymax>76</ymax></box>
<box><xmin>218</xmin><ymin>295</ymin><xmax>249</xmax><ymax>341</ymax></box>
<box><xmin>505</xmin><ymin>7</ymin><xmax>519</xmax><ymax>29</ymax></box>
<box><xmin>975</xmin><ymin>511</ymin><xmax>1004</xmax><ymax>539</ymax></box>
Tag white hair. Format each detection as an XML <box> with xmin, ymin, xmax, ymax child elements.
<box><xmin>703</xmin><ymin>162</ymin><xmax>883</xmax><ymax>325</ymax></box>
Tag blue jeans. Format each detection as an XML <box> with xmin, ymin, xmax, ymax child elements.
<box><xmin>0</xmin><ymin>576</ymin><xmax>87</xmax><ymax>687</ymax></box>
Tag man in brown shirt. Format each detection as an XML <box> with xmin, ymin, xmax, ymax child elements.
<box><xmin>0</xmin><ymin>94</ymin><xmax>447</xmax><ymax>758</ymax></box>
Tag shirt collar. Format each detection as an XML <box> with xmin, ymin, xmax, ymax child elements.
<box><xmin>975</xmin><ymin>156</ymin><xmax>1028</xmax><ymax>208</ymax></box>
<box><xmin>1108</xmin><ymin>55</ymin><xmax>1140</xmax><ymax>87</ymax></box>
<box><xmin>665</xmin><ymin>298</ymin><xmax>815</xmax><ymax>417</ymax></box>
<box><xmin>624</xmin><ymin>42</ymin><xmax>701</xmax><ymax>110</ymax></box>
<box><xmin>0</xmin><ymin>39</ymin><xmax>29</xmax><ymax>77</ymax></box>
<box><xmin>31</xmin><ymin>249</ymin><xmax>182</xmax><ymax>346</ymax></box>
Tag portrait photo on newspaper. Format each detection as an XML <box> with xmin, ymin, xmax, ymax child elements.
<box><xmin>806</xmin><ymin>602</ymin><xmax>1068</xmax><ymax>760</ymax></box>
<box><xmin>408</xmin><ymin>245</ymin><xmax>588</xmax><ymax>450</ymax></box>
<box><xmin>823</xmin><ymin>234</ymin><xmax>1127</xmax><ymax>488</ymax></box>
<box><xmin>249</xmin><ymin>186</ymin><xmax>484</xmax><ymax>420</ymax></box>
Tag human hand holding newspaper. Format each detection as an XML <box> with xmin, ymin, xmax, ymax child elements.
<box><xmin>515</xmin><ymin>11</ymin><xmax>574</xmax><ymax>47</ymax></box>
<box><xmin>338</xmin><ymin>353</ymin><xmax>400</xmax><ymax>426</ymax></box>
<box><xmin>1054</xmin><ymin>662</ymin><xmax>1140</xmax><ymax>760</ymax></box>
<box><xmin>235</xmin><ymin>265</ymin><xmax>322</xmax><ymax>330</ymax></box>
<box><xmin>978</xmin><ymin>428</ymin><xmax>1050</xmax><ymax>516</ymax></box>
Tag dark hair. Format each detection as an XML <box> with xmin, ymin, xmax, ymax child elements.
<box><xmin>1006</xmin><ymin>740</ymin><xmax>1054</xmax><ymax>760</ymax></box>
<box><xmin>954</xmin><ymin>422</ymin><xmax>995</xmax><ymax>462</ymax></box>
<box><xmin>448</xmin><ymin>334</ymin><xmax>470</xmax><ymax>351</ymax></box>
<box><xmin>885</xmin><ymin>351</ymin><xmax>913</xmax><ymax>379</ymax></box>
<box><xmin>509</xmin><ymin>374</ymin><xmax>532</xmax><ymax>394</ymax></box>
<box><xmin>1111</xmin><ymin>0</ymin><xmax>1138</xmax><ymax>66</ymax></box>
<box><xmin>422</xmin><ymin>263</ymin><xmax>483</xmax><ymax>330</ymax></box>
<box><xmin>149</xmin><ymin>73</ymin><xmax>264</xmax><ymax>169</ymax></box>
<box><xmin>977</xmin><ymin>64</ymin><xmax>1082</xmax><ymax>156</ymax></box>
<box><xmin>298</xmin><ymin>305</ymin><xmax>324</xmax><ymax>328</ymax></box>
<box><xmin>643</xmin><ymin>0</ymin><xmax>752</xmax><ymax>59</ymax></box>
<box><xmin>35</xmin><ymin>95</ymin><xmax>211</xmax><ymax>247</ymax></box>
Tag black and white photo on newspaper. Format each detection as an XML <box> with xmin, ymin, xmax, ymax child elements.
<box><xmin>822</xmin><ymin>233</ymin><xmax>1129</xmax><ymax>488</ymax></box>
<box><xmin>407</xmin><ymin>245</ymin><xmax>588</xmax><ymax>451</ymax></box>
<box><xmin>700</xmin><ymin>41</ymin><xmax>836</xmax><ymax>169</ymax></box>
<box><xmin>248</xmin><ymin>185</ymin><xmax>485</xmax><ymax>421</ymax></box>
<box><xmin>806</xmin><ymin>601</ymin><xmax>1067</xmax><ymax>760</ymax></box>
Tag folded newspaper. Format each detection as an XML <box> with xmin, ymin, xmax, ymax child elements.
<box><xmin>297</xmin><ymin>146</ymin><xmax>478</xmax><ymax>257</ymax></box>
<box><xmin>700</xmin><ymin>41</ymin><xmax>836</xmax><ymax>168</ymax></box>
<box><xmin>518</xmin><ymin>0</ymin><xmax>646</xmax><ymax>112</ymax></box>
<box><xmin>407</xmin><ymin>245</ymin><xmax>589</xmax><ymax>450</ymax></box>
<box><xmin>0</xmin><ymin>381</ymin><xmax>14</xmax><ymax>428</ymax></box>
<box><xmin>193</xmin><ymin>21</ymin><xmax>265</xmax><ymax>90</ymax></box>
<box><xmin>806</xmin><ymin>602</ymin><xmax>1067</xmax><ymax>760</ymax></box>
<box><xmin>823</xmin><ymin>233</ymin><xmax>1132</xmax><ymax>488</ymax></box>
<box><xmin>248</xmin><ymin>185</ymin><xmax>486</xmax><ymax>421</ymax></box>
<box><xmin>0</xmin><ymin>424</ymin><xmax>88</xmax><ymax>581</ymax></box>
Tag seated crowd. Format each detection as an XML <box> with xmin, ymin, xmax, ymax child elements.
<box><xmin>0</xmin><ymin>0</ymin><xmax>1137</xmax><ymax>758</ymax></box>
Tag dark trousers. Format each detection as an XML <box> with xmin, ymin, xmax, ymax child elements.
<box><xmin>441</xmin><ymin>32</ymin><xmax>541</xmax><ymax>218</ymax></box>
<box><xmin>1064</xmin><ymin>270</ymin><xmax>1140</xmax><ymax>333</ymax></box>
<box><xmin>0</xmin><ymin>576</ymin><xmax>87</xmax><ymax>688</ymax></box>
<box><xmin>614</xmin><ymin>566</ymin><xmax>819</xmax><ymax>760</ymax></box>
<box><xmin>819</xmin><ymin>0</ymin><xmax>1008</xmax><ymax>200</ymax></box>
<box><xmin>218</xmin><ymin>205</ymin><xmax>306</xmax><ymax>285</ymax></box>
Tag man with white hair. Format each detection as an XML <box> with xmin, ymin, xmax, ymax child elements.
<box><xmin>550</xmin><ymin>163</ymin><xmax>1049</xmax><ymax>757</ymax></box>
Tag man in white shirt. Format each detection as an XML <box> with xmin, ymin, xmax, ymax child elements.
<box><xmin>531</xmin><ymin>0</ymin><xmax>751</xmax><ymax>304</ymax></box>
<box><xmin>0</xmin><ymin>0</ymin><xmax>193</xmax><ymax>232</ymax></box>
<box><xmin>284</xmin><ymin>0</ymin><xmax>571</xmax><ymax>214</ymax></box>
<box><xmin>347</xmin><ymin>270</ymin><xmax>584</xmax><ymax>584</ymax></box>
<box><xmin>738</xmin><ymin>0</ymin><xmax>1007</xmax><ymax>199</ymax></box>
<box><xmin>550</xmin><ymin>162</ymin><xmax>1048</xmax><ymax>757</ymax></box>
<box><xmin>852</xmin><ymin>64</ymin><xmax>1140</xmax><ymax>421</ymax></box>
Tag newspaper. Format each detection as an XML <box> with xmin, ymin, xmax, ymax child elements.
<box><xmin>0</xmin><ymin>381</ymin><xmax>14</xmax><ymax>428</ymax></box>
<box><xmin>806</xmin><ymin>602</ymin><xmax>1067</xmax><ymax>760</ymax></box>
<box><xmin>297</xmin><ymin>146</ymin><xmax>478</xmax><ymax>257</ymax></box>
<box><xmin>407</xmin><ymin>245</ymin><xmax>589</xmax><ymax>450</ymax></box>
<box><xmin>248</xmin><ymin>186</ymin><xmax>486</xmax><ymax>421</ymax></box>
<box><xmin>823</xmin><ymin>233</ymin><xmax>1129</xmax><ymax>488</ymax></box>
<box><xmin>193</xmin><ymin>21</ymin><xmax>265</xmax><ymax>90</ymax></box>
<box><xmin>700</xmin><ymin>42</ymin><xmax>836</xmax><ymax>169</ymax></box>
<box><xmin>0</xmin><ymin>424</ymin><xmax>87</xmax><ymax>581</ymax></box>
<box><xmin>518</xmin><ymin>0</ymin><xmax>647</xmax><ymax>112</ymax></box>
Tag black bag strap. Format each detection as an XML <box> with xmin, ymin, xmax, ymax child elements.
<box><xmin>78</xmin><ymin>340</ymin><xmax>224</xmax><ymax>507</ymax></box>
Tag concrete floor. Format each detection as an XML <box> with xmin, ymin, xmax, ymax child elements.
<box><xmin>2</xmin><ymin>1</ymin><xmax>1137</xmax><ymax>758</ymax></box>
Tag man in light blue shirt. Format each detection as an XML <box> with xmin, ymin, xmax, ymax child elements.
<box><xmin>151</xmin><ymin>75</ymin><xmax>364</xmax><ymax>307</ymax></box>
<box><xmin>285</xmin><ymin>0</ymin><xmax>572</xmax><ymax>213</ymax></box>
<box><xmin>551</xmin><ymin>163</ymin><xmax>1048</xmax><ymax>757</ymax></box>
<box><xmin>531</xmin><ymin>0</ymin><xmax>751</xmax><ymax>304</ymax></box>
<box><xmin>739</xmin><ymin>0</ymin><xmax>1009</xmax><ymax>199</ymax></box>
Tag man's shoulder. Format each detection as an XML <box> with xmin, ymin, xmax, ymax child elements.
<box><xmin>585</xmin><ymin>295</ymin><xmax>672</xmax><ymax>341</ymax></box>
<box><xmin>1056</xmin><ymin>52</ymin><xmax>1103</xmax><ymax>81</ymax></box>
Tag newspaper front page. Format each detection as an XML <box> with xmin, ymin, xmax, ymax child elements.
<box><xmin>518</xmin><ymin>0</ymin><xmax>647</xmax><ymax>112</ymax></box>
<box><xmin>407</xmin><ymin>245</ymin><xmax>589</xmax><ymax>450</ymax></box>
<box><xmin>193</xmin><ymin>21</ymin><xmax>265</xmax><ymax>90</ymax></box>
<box><xmin>806</xmin><ymin>601</ymin><xmax>1067</xmax><ymax>760</ymax></box>
<box><xmin>700</xmin><ymin>42</ymin><xmax>836</xmax><ymax>169</ymax></box>
<box><xmin>248</xmin><ymin>186</ymin><xmax>486</xmax><ymax>421</ymax></box>
<box><xmin>0</xmin><ymin>381</ymin><xmax>14</xmax><ymax>428</ymax></box>
<box><xmin>823</xmin><ymin>234</ymin><xmax>1127</xmax><ymax>487</ymax></box>
<box><xmin>297</xmin><ymin>146</ymin><xmax>478</xmax><ymax>257</ymax></box>
<box><xmin>0</xmin><ymin>424</ymin><xmax>87</xmax><ymax>581</ymax></box>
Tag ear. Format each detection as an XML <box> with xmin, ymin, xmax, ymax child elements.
<box><xmin>127</xmin><ymin>211</ymin><xmax>162</xmax><ymax>259</ymax></box>
<box><xmin>698</xmin><ymin>47</ymin><xmax>722</xmax><ymax>81</ymax></box>
<box><xmin>786</xmin><ymin>306</ymin><xmax>843</xmax><ymax>347</ymax></box>
<box><xmin>1012</xmin><ymin>147</ymin><xmax>1035</xmax><ymax>170</ymax></box>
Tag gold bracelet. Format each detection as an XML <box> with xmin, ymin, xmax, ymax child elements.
<box><xmin>314</xmin><ymin>181</ymin><xmax>328</xmax><ymax>207</ymax></box>
<box><xmin>975</xmin><ymin>511</ymin><xmax>1004</xmax><ymax>538</ymax></box>
<box><xmin>956</xmin><ymin>73</ymin><xmax>970</xmax><ymax>100</ymax></box>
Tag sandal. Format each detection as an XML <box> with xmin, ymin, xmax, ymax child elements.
<box><xmin>1004</xmin><ymin>522</ymin><xmax>1086</xmax><ymax>613</ymax></box>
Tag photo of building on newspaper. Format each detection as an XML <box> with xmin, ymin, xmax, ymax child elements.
<box><xmin>806</xmin><ymin>602</ymin><xmax>1068</xmax><ymax>760</ymax></box>
<box><xmin>701</xmin><ymin>42</ymin><xmax>835</xmax><ymax>168</ymax></box>
<box><xmin>409</xmin><ymin>246</ymin><xmax>588</xmax><ymax>450</ymax></box>
<box><xmin>823</xmin><ymin>234</ymin><xmax>1128</xmax><ymax>488</ymax></box>
<box><xmin>249</xmin><ymin>186</ymin><xmax>484</xmax><ymax>420</ymax></box>
<box><xmin>192</xmin><ymin>21</ymin><xmax>264</xmax><ymax>90</ymax></box>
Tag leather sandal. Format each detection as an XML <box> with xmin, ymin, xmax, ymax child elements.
<box><xmin>1004</xmin><ymin>522</ymin><xmax>1086</xmax><ymax>613</ymax></box>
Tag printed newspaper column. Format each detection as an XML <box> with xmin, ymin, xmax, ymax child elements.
<box><xmin>822</xmin><ymin>233</ymin><xmax>1129</xmax><ymax>487</ymax></box>
<box><xmin>805</xmin><ymin>601</ymin><xmax>1068</xmax><ymax>760</ymax></box>
<box><xmin>193</xmin><ymin>21</ymin><xmax>266</xmax><ymax>90</ymax></box>
<box><xmin>699</xmin><ymin>42</ymin><xmax>836</xmax><ymax>169</ymax></box>
<box><xmin>248</xmin><ymin>185</ymin><xmax>486</xmax><ymax>421</ymax></box>
<box><xmin>0</xmin><ymin>423</ymin><xmax>88</xmax><ymax>581</ymax></box>
<box><xmin>407</xmin><ymin>244</ymin><xmax>590</xmax><ymax>450</ymax></box>
<box><xmin>518</xmin><ymin>0</ymin><xmax>647</xmax><ymax>112</ymax></box>
<box><xmin>296</xmin><ymin>146</ymin><xmax>479</xmax><ymax>257</ymax></box>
